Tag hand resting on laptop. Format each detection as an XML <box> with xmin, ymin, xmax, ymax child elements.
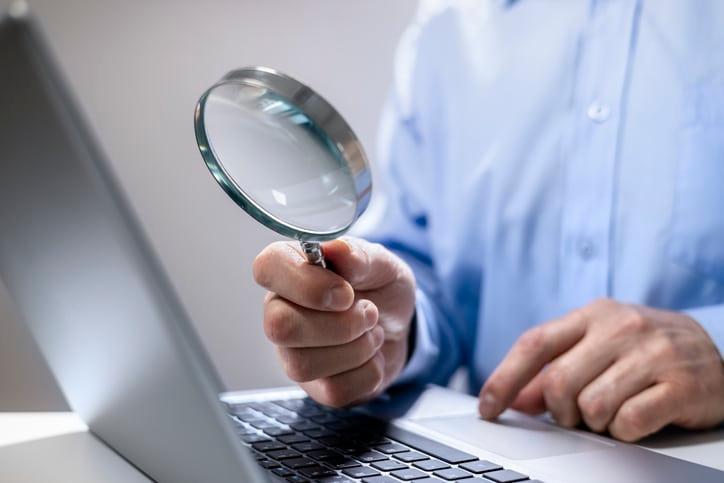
<box><xmin>479</xmin><ymin>299</ymin><xmax>724</xmax><ymax>442</ymax></box>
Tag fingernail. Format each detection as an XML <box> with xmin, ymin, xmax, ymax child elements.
<box><xmin>325</xmin><ymin>284</ymin><xmax>349</xmax><ymax>309</ymax></box>
<box><xmin>479</xmin><ymin>392</ymin><xmax>499</xmax><ymax>419</ymax></box>
<box><xmin>371</xmin><ymin>325</ymin><xmax>385</xmax><ymax>347</ymax></box>
<box><xmin>363</xmin><ymin>301</ymin><xmax>378</xmax><ymax>328</ymax></box>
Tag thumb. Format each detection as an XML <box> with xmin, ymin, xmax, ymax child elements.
<box><xmin>322</xmin><ymin>237</ymin><xmax>400</xmax><ymax>290</ymax></box>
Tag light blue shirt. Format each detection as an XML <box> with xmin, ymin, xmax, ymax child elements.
<box><xmin>354</xmin><ymin>0</ymin><xmax>724</xmax><ymax>391</ymax></box>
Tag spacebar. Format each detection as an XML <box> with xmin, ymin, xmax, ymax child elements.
<box><xmin>384</xmin><ymin>425</ymin><xmax>478</xmax><ymax>464</ymax></box>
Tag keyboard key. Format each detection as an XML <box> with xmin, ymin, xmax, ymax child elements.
<box><xmin>279</xmin><ymin>433</ymin><xmax>310</xmax><ymax>444</ymax></box>
<box><xmin>285</xmin><ymin>476</ymin><xmax>308</xmax><ymax>483</ymax></box>
<box><xmin>255</xmin><ymin>401</ymin><xmax>285</xmax><ymax>414</ymax></box>
<box><xmin>342</xmin><ymin>466</ymin><xmax>381</xmax><ymax>478</ymax></box>
<box><xmin>390</xmin><ymin>468</ymin><xmax>430</xmax><ymax>480</ymax></box>
<box><xmin>354</xmin><ymin>450</ymin><xmax>388</xmax><ymax>463</ymax></box>
<box><xmin>291</xmin><ymin>441</ymin><xmax>323</xmax><ymax>453</ymax></box>
<box><xmin>371</xmin><ymin>459</ymin><xmax>407</xmax><ymax>472</ymax></box>
<box><xmin>304</xmin><ymin>428</ymin><xmax>336</xmax><ymax>438</ymax></box>
<box><xmin>413</xmin><ymin>459</ymin><xmax>449</xmax><ymax>471</ymax></box>
<box><xmin>375</xmin><ymin>442</ymin><xmax>409</xmax><ymax>454</ymax></box>
<box><xmin>308</xmin><ymin>450</ymin><xmax>359</xmax><ymax>469</ymax></box>
<box><xmin>258</xmin><ymin>459</ymin><xmax>280</xmax><ymax>469</ymax></box>
<box><xmin>308</xmin><ymin>449</ymin><xmax>343</xmax><ymax>462</ymax></box>
<box><xmin>272</xmin><ymin>467</ymin><xmax>295</xmax><ymax>477</ymax></box>
<box><xmin>395</xmin><ymin>451</ymin><xmax>429</xmax><ymax>463</ymax></box>
<box><xmin>355</xmin><ymin>433</ymin><xmax>391</xmax><ymax>446</ymax></box>
<box><xmin>241</xmin><ymin>434</ymin><xmax>270</xmax><ymax>444</ymax></box>
<box><xmin>248</xmin><ymin>419</ymin><xmax>275</xmax><ymax>429</ymax></box>
<box><xmin>264</xmin><ymin>427</ymin><xmax>294</xmax><ymax>437</ymax></box>
<box><xmin>299</xmin><ymin>466</ymin><xmax>338</xmax><ymax>478</ymax></box>
<box><xmin>312</xmin><ymin>413</ymin><xmax>339</xmax><ymax>424</ymax></box>
<box><xmin>277</xmin><ymin>415</ymin><xmax>304</xmax><ymax>424</ymax></box>
<box><xmin>319</xmin><ymin>477</ymin><xmax>355</xmax><ymax>483</ymax></box>
<box><xmin>272</xmin><ymin>399</ymin><xmax>306</xmax><ymax>411</ymax></box>
<box><xmin>433</xmin><ymin>467</ymin><xmax>474</xmax><ymax>480</ymax></box>
<box><xmin>251</xmin><ymin>440</ymin><xmax>286</xmax><ymax>452</ymax></box>
<box><xmin>459</xmin><ymin>460</ymin><xmax>502</xmax><ymax>474</ymax></box>
<box><xmin>483</xmin><ymin>469</ymin><xmax>529</xmax><ymax>482</ymax></box>
<box><xmin>386</xmin><ymin>427</ymin><xmax>478</xmax><ymax>464</ymax></box>
<box><xmin>321</xmin><ymin>438</ymin><xmax>363</xmax><ymax>454</ymax></box>
<box><xmin>298</xmin><ymin>406</ymin><xmax>325</xmax><ymax>417</ymax></box>
<box><xmin>290</xmin><ymin>420</ymin><xmax>321</xmax><ymax>431</ymax></box>
<box><xmin>319</xmin><ymin>476</ymin><xmax>355</xmax><ymax>483</ymax></box>
<box><xmin>326</xmin><ymin>456</ymin><xmax>361</xmax><ymax>470</ymax></box>
<box><xmin>233</xmin><ymin>411</ymin><xmax>259</xmax><ymax>422</ymax></box>
<box><xmin>283</xmin><ymin>457</ymin><xmax>318</xmax><ymax>469</ymax></box>
<box><xmin>362</xmin><ymin>477</ymin><xmax>399</xmax><ymax>483</ymax></box>
<box><xmin>268</xmin><ymin>449</ymin><xmax>302</xmax><ymax>460</ymax></box>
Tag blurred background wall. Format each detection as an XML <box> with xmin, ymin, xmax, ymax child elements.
<box><xmin>0</xmin><ymin>0</ymin><xmax>417</xmax><ymax>410</ymax></box>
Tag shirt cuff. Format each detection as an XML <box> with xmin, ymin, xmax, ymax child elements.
<box><xmin>684</xmin><ymin>304</ymin><xmax>724</xmax><ymax>358</ymax></box>
<box><xmin>394</xmin><ymin>288</ymin><xmax>439</xmax><ymax>386</ymax></box>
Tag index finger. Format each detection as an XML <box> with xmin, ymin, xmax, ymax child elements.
<box><xmin>253</xmin><ymin>241</ymin><xmax>354</xmax><ymax>311</ymax></box>
<box><xmin>479</xmin><ymin>310</ymin><xmax>588</xmax><ymax>419</ymax></box>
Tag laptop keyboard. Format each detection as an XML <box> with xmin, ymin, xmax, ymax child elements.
<box><xmin>226</xmin><ymin>398</ymin><xmax>540</xmax><ymax>483</ymax></box>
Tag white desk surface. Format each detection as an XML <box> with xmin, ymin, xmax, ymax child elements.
<box><xmin>1</xmin><ymin>410</ymin><xmax>722</xmax><ymax>482</ymax></box>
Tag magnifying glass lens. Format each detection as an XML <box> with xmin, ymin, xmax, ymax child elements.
<box><xmin>202</xmin><ymin>82</ymin><xmax>357</xmax><ymax>233</ymax></box>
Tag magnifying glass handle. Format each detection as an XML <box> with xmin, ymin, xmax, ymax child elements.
<box><xmin>300</xmin><ymin>241</ymin><xmax>327</xmax><ymax>268</ymax></box>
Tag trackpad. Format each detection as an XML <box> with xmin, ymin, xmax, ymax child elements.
<box><xmin>417</xmin><ymin>411</ymin><xmax>614</xmax><ymax>460</ymax></box>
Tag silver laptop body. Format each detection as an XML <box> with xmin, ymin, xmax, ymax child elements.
<box><xmin>0</xmin><ymin>11</ymin><xmax>266</xmax><ymax>483</ymax></box>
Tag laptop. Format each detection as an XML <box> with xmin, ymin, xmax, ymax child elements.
<box><xmin>0</xmin><ymin>7</ymin><xmax>721</xmax><ymax>483</ymax></box>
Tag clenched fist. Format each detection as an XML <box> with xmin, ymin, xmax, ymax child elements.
<box><xmin>479</xmin><ymin>299</ymin><xmax>724</xmax><ymax>441</ymax></box>
<box><xmin>253</xmin><ymin>237</ymin><xmax>416</xmax><ymax>407</ymax></box>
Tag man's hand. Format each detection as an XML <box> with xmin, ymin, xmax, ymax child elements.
<box><xmin>478</xmin><ymin>299</ymin><xmax>724</xmax><ymax>441</ymax></box>
<box><xmin>253</xmin><ymin>237</ymin><xmax>416</xmax><ymax>407</ymax></box>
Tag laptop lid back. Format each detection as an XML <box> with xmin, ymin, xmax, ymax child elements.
<box><xmin>0</xmin><ymin>10</ymin><xmax>265</xmax><ymax>483</ymax></box>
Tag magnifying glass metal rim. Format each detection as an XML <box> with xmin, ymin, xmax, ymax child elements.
<box><xmin>194</xmin><ymin>65</ymin><xmax>372</xmax><ymax>243</ymax></box>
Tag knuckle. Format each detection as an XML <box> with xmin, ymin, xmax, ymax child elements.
<box><xmin>362</xmin><ymin>329</ymin><xmax>378</xmax><ymax>356</ymax></box>
<box><xmin>252</xmin><ymin>247</ymin><xmax>275</xmax><ymax>287</ymax></box>
<box><xmin>620</xmin><ymin>309</ymin><xmax>648</xmax><ymax>333</ymax></box>
<box><xmin>264</xmin><ymin>302</ymin><xmax>295</xmax><ymax>345</ymax></box>
<box><xmin>341</xmin><ymin>302</ymin><xmax>371</xmax><ymax>343</ymax></box>
<box><xmin>615</xmin><ymin>405</ymin><xmax>647</xmax><ymax>440</ymax></box>
<box><xmin>544</xmin><ymin>367</ymin><xmax>573</xmax><ymax>402</ymax></box>
<box><xmin>578</xmin><ymin>391</ymin><xmax>609</xmax><ymax>430</ymax></box>
<box><xmin>338</xmin><ymin>313</ymin><xmax>360</xmax><ymax>344</ymax></box>
<box><xmin>317</xmin><ymin>380</ymin><xmax>350</xmax><ymax>408</ymax></box>
<box><xmin>651</xmin><ymin>334</ymin><xmax>678</xmax><ymax>360</ymax></box>
<box><xmin>282</xmin><ymin>350</ymin><xmax>311</xmax><ymax>383</ymax></box>
<box><xmin>517</xmin><ymin>327</ymin><xmax>547</xmax><ymax>356</ymax></box>
<box><xmin>361</xmin><ymin>353</ymin><xmax>386</xmax><ymax>399</ymax></box>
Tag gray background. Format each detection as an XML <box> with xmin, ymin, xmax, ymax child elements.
<box><xmin>0</xmin><ymin>0</ymin><xmax>417</xmax><ymax>410</ymax></box>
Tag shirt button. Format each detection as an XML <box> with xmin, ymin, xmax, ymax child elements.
<box><xmin>577</xmin><ymin>238</ymin><xmax>596</xmax><ymax>260</ymax></box>
<box><xmin>587</xmin><ymin>101</ymin><xmax>610</xmax><ymax>123</ymax></box>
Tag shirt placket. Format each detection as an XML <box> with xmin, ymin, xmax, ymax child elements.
<box><xmin>560</xmin><ymin>0</ymin><xmax>641</xmax><ymax>311</ymax></box>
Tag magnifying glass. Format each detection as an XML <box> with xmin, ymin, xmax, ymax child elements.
<box><xmin>194</xmin><ymin>66</ymin><xmax>372</xmax><ymax>268</ymax></box>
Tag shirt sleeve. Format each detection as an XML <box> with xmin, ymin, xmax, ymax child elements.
<box><xmin>684</xmin><ymin>305</ymin><xmax>724</xmax><ymax>357</ymax></box>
